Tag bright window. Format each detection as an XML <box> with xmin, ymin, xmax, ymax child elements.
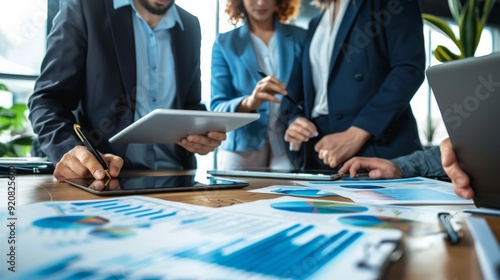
<box><xmin>410</xmin><ymin>24</ymin><xmax>496</xmax><ymax>147</ymax></box>
<box><xmin>0</xmin><ymin>0</ymin><xmax>47</xmax><ymax>76</ymax></box>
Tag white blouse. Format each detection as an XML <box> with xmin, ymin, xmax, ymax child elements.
<box><xmin>309</xmin><ymin>0</ymin><xmax>350</xmax><ymax>118</ymax></box>
<box><xmin>250</xmin><ymin>33</ymin><xmax>287</xmax><ymax>158</ymax></box>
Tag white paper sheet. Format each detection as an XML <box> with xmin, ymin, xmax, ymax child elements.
<box><xmin>0</xmin><ymin>196</ymin><xmax>402</xmax><ymax>280</ymax></box>
<box><xmin>223</xmin><ymin>196</ymin><xmax>440</xmax><ymax>236</ymax></box>
<box><xmin>289</xmin><ymin>177</ymin><xmax>473</xmax><ymax>205</ymax></box>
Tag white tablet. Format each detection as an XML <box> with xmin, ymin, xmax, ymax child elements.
<box><xmin>207</xmin><ymin>169</ymin><xmax>343</xmax><ymax>181</ymax></box>
<box><xmin>108</xmin><ymin>109</ymin><xmax>260</xmax><ymax>144</ymax></box>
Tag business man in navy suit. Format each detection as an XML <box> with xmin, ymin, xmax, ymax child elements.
<box><xmin>211</xmin><ymin>0</ymin><xmax>305</xmax><ymax>170</ymax></box>
<box><xmin>28</xmin><ymin>0</ymin><xmax>226</xmax><ymax>181</ymax></box>
<box><xmin>284</xmin><ymin>0</ymin><xmax>425</xmax><ymax>170</ymax></box>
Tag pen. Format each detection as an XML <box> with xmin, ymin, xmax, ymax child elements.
<box><xmin>73</xmin><ymin>124</ymin><xmax>111</xmax><ymax>179</ymax></box>
<box><xmin>438</xmin><ymin>212</ymin><xmax>462</xmax><ymax>245</ymax></box>
<box><xmin>257</xmin><ymin>70</ymin><xmax>304</xmax><ymax>111</ymax></box>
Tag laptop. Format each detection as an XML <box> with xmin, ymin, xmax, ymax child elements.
<box><xmin>426</xmin><ymin>52</ymin><xmax>500</xmax><ymax>209</ymax></box>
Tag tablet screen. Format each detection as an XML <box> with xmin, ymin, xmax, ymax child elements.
<box><xmin>64</xmin><ymin>175</ymin><xmax>249</xmax><ymax>196</ymax></box>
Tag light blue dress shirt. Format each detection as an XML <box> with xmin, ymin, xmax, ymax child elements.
<box><xmin>113</xmin><ymin>0</ymin><xmax>185</xmax><ymax>169</ymax></box>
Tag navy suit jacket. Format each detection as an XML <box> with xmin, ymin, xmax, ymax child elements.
<box><xmin>28</xmin><ymin>0</ymin><xmax>203</xmax><ymax>168</ymax></box>
<box><xmin>210</xmin><ymin>20</ymin><xmax>306</xmax><ymax>153</ymax></box>
<box><xmin>285</xmin><ymin>0</ymin><xmax>425</xmax><ymax>162</ymax></box>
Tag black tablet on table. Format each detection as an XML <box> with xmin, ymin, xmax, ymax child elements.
<box><xmin>64</xmin><ymin>175</ymin><xmax>249</xmax><ymax>196</ymax></box>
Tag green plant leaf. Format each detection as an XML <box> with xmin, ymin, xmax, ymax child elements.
<box><xmin>0</xmin><ymin>83</ymin><xmax>9</xmax><ymax>91</ymax></box>
<box><xmin>460</xmin><ymin>0</ymin><xmax>479</xmax><ymax>57</ymax></box>
<box><xmin>7</xmin><ymin>104</ymin><xmax>29</xmax><ymax>131</ymax></box>
<box><xmin>6</xmin><ymin>142</ymin><xmax>18</xmax><ymax>157</ymax></box>
<box><xmin>422</xmin><ymin>14</ymin><xmax>461</xmax><ymax>52</ymax></box>
<box><xmin>0</xmin><ymin>110</ymin><xmax>16</xmax><ymax>118</ymax></box>
<box><xmin>0</xmin><ymin>123</ymin><xmax>12</xmax><ymax>131</ymax></box>
<box><xmin>0</xmin><ymin>142</ymin><xmax>7</xmax><ymax>157</ymax></box>
<box><xmin>481</xmin><ymin>0</ymin><xmax>498</xmax><ymax>25</ymax></box>
<box><xmin>448</xmin><ymin>0</ymin><xmax>463</xmax><ymax>25</ymax></box>
<box><xmin>434</xmin><ymin>45</ymin><xmax>461</xmax><ymax>62</ymax></box>
<box><xmin>475</xmin><ymin>20</ymin><xmax>484</xmax><ymax>51</ymax></box>
<box><xmin>10</xmin><ymin>135</ymin><xmax>34</xmax><ymax>146</ymax></box>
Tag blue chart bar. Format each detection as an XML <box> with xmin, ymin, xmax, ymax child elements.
<box><xmin>59</xmin><ymin>198</ymin><xmax>181</xmax><ymax>223</ymax></box>
<box><xmin>175</xmin><ymin>225</ymin><xmax>363</xmax><ymax>279</ymax></box>
<box><xmin>115</xmin><ymin>206</ymin><xmax>142</xmax><ymax>213</ymax></box>
<box><xmin>21</xmin><ymin>226</ymin><xmax>363</xmax><ymax>279</ymax></box>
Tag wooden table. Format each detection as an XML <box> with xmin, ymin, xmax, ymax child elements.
<box><xmin>3</xmin><ymin>170</ymin><xmax>499</xmax><ymax>279</ymax></box>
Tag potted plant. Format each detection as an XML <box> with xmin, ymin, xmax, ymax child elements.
<box><xmin>422</xmin><ymin>117</ymin><xmax>440</xmax><ymax>149</ymax></box>
<box><xmin>423</xmin><ymin>0</ymin><xmax>497</xmax><ymax>62</ymax></box>
<box><xmin>0</xmin><ymin>83</ymin><xmax>33</xmax><ymax>157</ymax></box>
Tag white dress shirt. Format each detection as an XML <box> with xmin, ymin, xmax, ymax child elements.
<box><xmin>310</xmin><ymin>0</ymin><xmax>349</xmax><ymax>118</ymax></box>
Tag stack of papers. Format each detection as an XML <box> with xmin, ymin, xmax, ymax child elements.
<box><xmin>0</xmin><ymin>196</ymin><xmax>401</xmax><ymax>279</ymax></box>
<box><xmin>252</xmin><ymin>177</ymin><xmax>473</xmax><ymax>205</ymax></box>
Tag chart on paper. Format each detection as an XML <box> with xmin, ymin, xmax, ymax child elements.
<box><xmin>0</xmin><ymin>196</ymin><xmax>402</xmax><ymax>280</ymax></box>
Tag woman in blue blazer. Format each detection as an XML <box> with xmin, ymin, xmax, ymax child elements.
<box><xmin>284</xmin><ymin>0</ymin><xmax>426</xmax><ymax>170</ymax></box>
<box><xmin>210</xmin><ymin>0</ymin><xmax>305</xmax><ymax>170</ymax></box>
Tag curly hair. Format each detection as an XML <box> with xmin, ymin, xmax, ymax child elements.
<box><xmin>225</xmin><ymin>0</ymin><xmax>302</xmax><ymax>26</ymax></box>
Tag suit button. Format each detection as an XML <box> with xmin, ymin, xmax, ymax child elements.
<box><xmin>335</xmin><ymin>113</ymin><xmax>343</xmax><ymax>120</ymax></box>
<box><xmin>354</xmin><ymin>73</ymin><xmax>363</xmax><ymax>81</ymax></box>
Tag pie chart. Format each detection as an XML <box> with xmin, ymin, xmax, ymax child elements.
<box><xmin>270</xmin><ymin>201</ymin><xmax>369</xmax><ymax>214</ymax></box>
<box><xmin>33</xmin><ymin>216</ymin><xmax>109</xmax><ymax>229</ymax></box>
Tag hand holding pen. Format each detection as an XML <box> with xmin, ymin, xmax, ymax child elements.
<box><xmin>237</xmin><ymin>70</ymin><xmax>289</xmax><ymax>112</ymax></box>
<box><xmin>52</xmin><ymin>124</ymin><xmax>123</xmax><ymax>182</ymax></box>
<box><xmin>258</xmin><ymin>70</ymin><xmax>303</xmax><ymax>111</ymax></box>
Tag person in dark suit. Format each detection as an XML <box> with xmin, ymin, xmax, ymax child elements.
<box><xmin>28</xmin><ymin>0</ymin><xmax>226</xmax><ymax>181</ymax></box>
<box><xmin>283</xmin><ymin>0</ymin><xmax>425</xmax><ymax>170</ymax></box>
<box><xmin>210</xmin><ymin>0</ymin><xmax>305</xmax><ymax>170</ymax></box>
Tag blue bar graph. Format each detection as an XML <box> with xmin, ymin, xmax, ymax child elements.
<box><xmin>174</xmin><ymin>225</ymin><xmax>363</xmax><ymax>279</ymax></box>
<box><xmin>17</xmin><ymin>197</ymin><xmax>378</xmax><ymax>280</ymax></box>
<box><xmin>46</xmin><ymin>198</ymin><xmax>189</xmax><ymax>225</ymax></box>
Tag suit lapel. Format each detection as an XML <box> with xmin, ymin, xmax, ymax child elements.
<box><xmin>105</xmin><ymin>0</ymin><xmax>137</xmax><ymax>108</ymax></box>
<box><xmin>275</xmin><ymin>21</ymin><xmax>293</xmax><ymax>85</ymax></box>
<box><xmin>235</xmin><ymin>24</ymin><xmax>260</xmax><ymax>81</ymax></box>
<box><xmin>328</xmin><ymin>0</ymin><xmax>365</xmax><ymax>74</ymax></box>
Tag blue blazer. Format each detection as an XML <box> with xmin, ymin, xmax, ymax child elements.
<box><xmin>285</xmin><ymin>0</ymin><xmax>425</xmax><ymax>161</ymax></box>
<box><xmin>210</xmin><ymin>20</ymin><xmax>306</xmax><ymax>152</ymax></box>
<box><xmin>28</xmin><ymin>0</ymin><xmax>203</xmax><ymax>168</ymax></box>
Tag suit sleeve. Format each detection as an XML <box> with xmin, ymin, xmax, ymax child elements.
<box><xmin>351</xmin><ymin>0</ymin><xmax>425</xmax><ymax>141</ymax></box>
<box><xmin>209</xmin><ymin>36</ymin><xmax>247</xmax><ymax>113</ymax></box>
<box><xmin>27</xmin><ymin>0</ymin><xmax>87</xmax><ymax>164</ymax></box>
<box><xmin>181</xmin><ymin>15</ymin><xmax>205</xmax><ymax>111</ymax></box>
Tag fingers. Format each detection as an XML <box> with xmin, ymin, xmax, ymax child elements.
<box><xmin>440</xmin><ymin>138</ymin><xmax>455</xmax><ymax>167</ymax></box>
<box><xmin>339</xmin><ymin>157</ymin><xmax>364</xmax><ymax>178</ymax></box>
<box><xmin>242</xmin><ymin>77</ymin><xmax>287</xmax><ymax>111</ymax></box>
<box><xmin>103</xmin><ymin>153</ymin><xmax>124</xmax><ymax>177</ymax></box>
<box><xmin>285</xmin><ymin>117</ymin><xmax>317</xmax><ymax>143</ymax></box>
<box><xmin>53</xmin><ymin>146</ymin><xmax>123</xmax><ymax>181</ymax></box>
<box><xmin>207</xmin><ymin>131</ymin><xmax>227</xmax><ymax>142</ymax></box>
<box><xmin>178</xmin><ymin>132</ymin><xmax>224</xmax><ymax>155</ymax></box>
<box><xmin>338</xmin><ymin>157</ymin><xmax>403</xmax><ymax>179</ymax></box>
<box><xmin>440</xmin><ymin>138</ymin><xmax>474</xmax><ymax>199</ymax></box>
<box><xmin>318</xmin><ymin>149</ymin><xmax>346</xmax><ymax>169</ymax></box>
<box><xmin>258</xmin><ymin>75</ymin><xmax>287</xmax><ymax>98</ymax></box>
